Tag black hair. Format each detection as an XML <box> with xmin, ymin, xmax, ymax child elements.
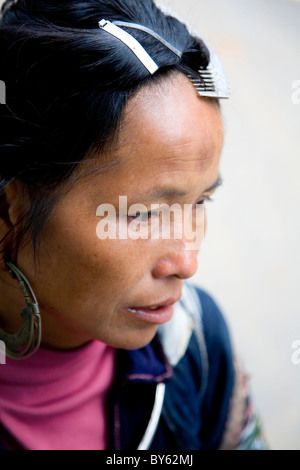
<box><xmin>0</xmin><ymin>0</ymin><xmax>211</xmax><ymax>259</ymax></box>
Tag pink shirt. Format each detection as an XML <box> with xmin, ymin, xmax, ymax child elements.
<box><xmin>0</xmin><ymin>340</ymin><xmax>116</xmax><ymax>450</ymax></box>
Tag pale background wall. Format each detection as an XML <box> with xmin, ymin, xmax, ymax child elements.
<box><xmin>1</xmin><ymin>0</ymin><xmax>299</xmax><ymax>450</ymax></box>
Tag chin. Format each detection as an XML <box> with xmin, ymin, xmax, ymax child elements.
<box><xmin>98</xmin><ymin>326</ymin><xmax>158</xmax><ymax>351</ymax></box>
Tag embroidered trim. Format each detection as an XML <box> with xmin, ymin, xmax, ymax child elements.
<box><xmin>219</xmin><ymin>359</ymin><xmax>268</xmax><ymax>450</ymax></box>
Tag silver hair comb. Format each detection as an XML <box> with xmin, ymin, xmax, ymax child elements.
<box><xmin>188</xmin><ymin>51</ymin><xmax>230</xmax><ymax>99</ymax></box>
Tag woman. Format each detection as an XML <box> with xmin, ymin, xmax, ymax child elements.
<box><xmin>0</xmin><ymin>0</ymin><xmax>266</xmax><ymax>450</ymax></box>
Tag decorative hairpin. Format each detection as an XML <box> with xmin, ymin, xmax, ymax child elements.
<box><xmin>99</xmin><ymin>19</ymin><xmax>230</xmax><ymax>99</ymax></box>
<box><xmin>112</xmin><ymin>20</ymin><xmax>182</xmax><ymax>59</ymax></box>
<box><xmin>99</xmin><ymin>19</ymin><xmax>159</xmax><ymax>75</ymax></box>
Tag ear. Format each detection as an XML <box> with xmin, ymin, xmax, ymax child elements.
<box><xmin>0</xmin><ymin>181</ymin><xmax>23</xmax><ymax>271</ymax></box>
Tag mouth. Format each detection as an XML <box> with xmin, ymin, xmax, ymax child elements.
<box><xmin>126</xmin><ymin>295</ymin><xmax>181</xmax><ymax>325</ymax></box>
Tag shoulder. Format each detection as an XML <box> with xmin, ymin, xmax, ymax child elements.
<box><xmin>192</xmin><ymin>286</ymin><xmax>268</xmax><ymax>450</ymax></box>
<box><xmin>194</xmin><ymin>286</ymin><xmax>233</xmax><ymax>359</ymax></box>
<box><xmin>191</xmin><ymin>285</ymin><xmax>235</xmax><ymax>402</ymax></box>
<box><xmin>186</xmin><ymin>284</ymin><xmax>236</xmax><ymax>449</ymax></box>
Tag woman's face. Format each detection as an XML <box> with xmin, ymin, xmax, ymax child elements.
<box><xmin>10</xmin><ymin>74</ymin><xmax>224</xmax><ymax>351</ymax></box>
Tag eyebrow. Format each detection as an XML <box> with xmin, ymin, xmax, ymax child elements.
<box><xmin>139</xmin><ymin>176</ymin><xmax>223</xmax><ymax>201</ymax></box>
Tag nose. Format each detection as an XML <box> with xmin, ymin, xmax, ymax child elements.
<box><xmin>151</xmin><ymin>241</ymin><xmax>199</xmax><ymax>280</ymax></box>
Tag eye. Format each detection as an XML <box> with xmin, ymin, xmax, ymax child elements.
<box><xmin>128</xmin><ymin>210</ymin><xmax>159</xmax><ymax>223</ymax></box>
<box><xmin>194</xmin><ymin>195</ymin><xmax>213</xmax><ymax>208</ymax></box>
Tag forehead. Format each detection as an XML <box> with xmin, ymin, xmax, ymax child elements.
<box><xmin>112</xmin><ymin>73</ymin><xmax>224</xmax><ymax>173</ymax></box>
<box><xmin>78</xmin><ymin>73</ymin><xmax>224</xmax><ymax>200</ymax></box>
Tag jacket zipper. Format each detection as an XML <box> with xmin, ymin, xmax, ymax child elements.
<box><xmin>137</xmin><ymin>383</ymin><xmax>166</xmax><ymax>450</ymax></box>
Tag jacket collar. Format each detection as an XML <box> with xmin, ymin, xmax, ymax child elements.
<box><xmin>116</xmin><ymin>334</ymin><xmax>173</xmax><ymax>384</ymax></box>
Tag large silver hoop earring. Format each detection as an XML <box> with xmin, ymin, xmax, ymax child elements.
<box><xmin>0</xmin><ymin>261</ymin><xmax>41</xmax><ymax>360</ymax></box>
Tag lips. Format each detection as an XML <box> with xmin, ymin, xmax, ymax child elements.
<box><xmin>128</xmin><ymin>295</ymin><xmax>181</xmax><ymax>312</ymax></box>
<box><xmin>126</xmin><ymin>294</ymin><xmax>181</xmax><ymax>325</ymax></box>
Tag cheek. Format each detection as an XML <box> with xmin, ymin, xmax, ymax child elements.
<box><xmin>32</xmin><ymin>208</ymin><xmax>150</xmax><ymax>304</ymax></box>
